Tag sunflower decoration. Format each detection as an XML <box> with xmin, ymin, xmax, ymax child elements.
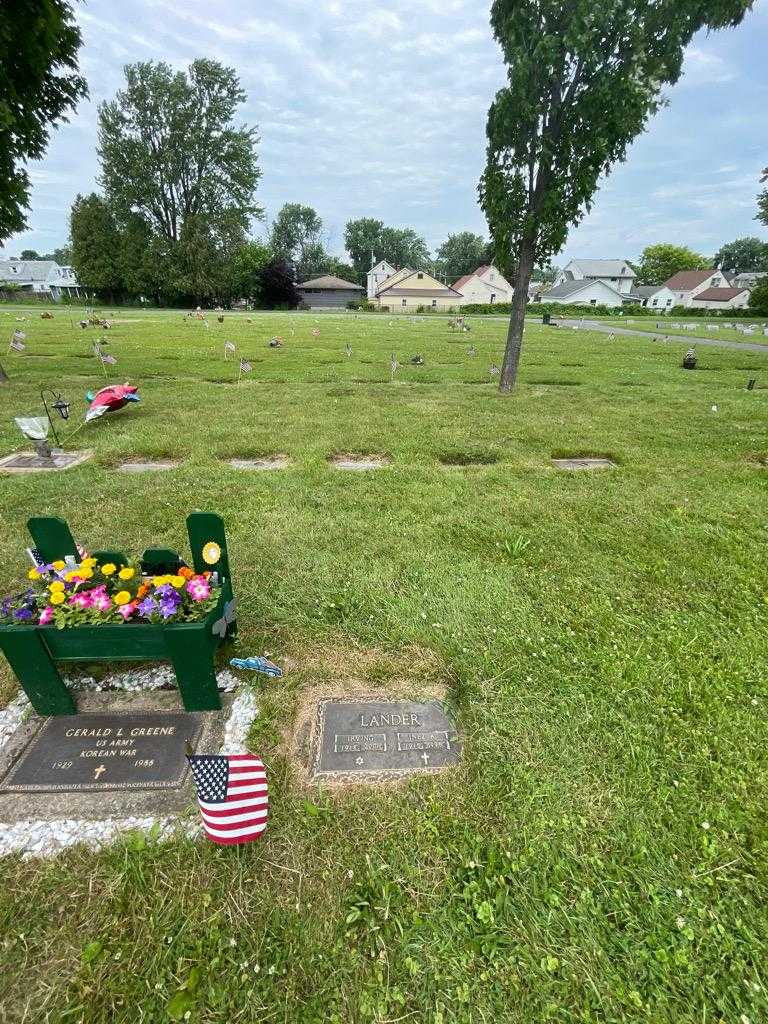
<box><xmin>201</xmin><ymin>541</ymin><xmax>222</xmax><ymax>566</ymax></box>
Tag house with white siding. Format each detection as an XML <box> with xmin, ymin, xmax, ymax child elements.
<box><xmin>632</xmin><ymin>284</ymin><xmax>676</xmax><ymax>310</ymax></box>
<box><xmin>538</xmin><ymin>278</ymin><xmax>628</xmax><ymax>306</ymax></box>
<box><xmin>662</xmin><ymin>269</ymin><xmax>731</xmax><ymax>307</ymax></box>
<box><xmin>555</xmin><ymin>259</ymin><xmax>636</xmax><ymax>295</ymax></box>
<box><xmin>452</xmin><ymin>265</ymin><xmax>513</xmax><ymax>304</ymax></box>
<box><xmin>373</xmin><ymin>266</ymin><xmax>464</xmax><ymax>310</ymax></box>
<box><xmin>0</xmin><ymin>259</ymin><xmax>81</xmax><ymax>300</ymax></box>
<box><xmin>688</xmin><ymin>287</ymin><xmax>751</xmax><ymax>310</ymax></box>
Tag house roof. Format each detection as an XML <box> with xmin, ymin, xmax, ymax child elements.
<box><xmin>298</xmin><ymin>274</ymin><xmax>363</xmax><ymax>291</ymax></box>
<box><xmin>452</xmin><ymin>274</ymin><xmax>473</xmax><ymax>292</ymax></box>
<box><xmin>545</xmin><ymin>279</ymin><xmax>625</xmax><ymax>300</ymax></box>
<box><xmin>378</xmin><ymin>269</ymin><xmax>461</xmax><ymax>297</ymax></box>
<box><xmin>663</xmin><ymin>270</ymin><xmax>715</xmax><ymax>290</ymax></box>
<box><xmin>0</xmin><ymin>259</ymin><xmax>58</xmax><ymax>283</ymax></box>
<box><xmin>452</xmin><ymin>265</ymin><xmax>509</xmax><ymax>293</ymax></box>
<box><xmin>568</xmin><ymin>259</ymin><xmax>635</xmax><ymax>278</ymax></box>
<box><xmin>633</xmin><ymin>285</ymin><xmax>665</xmax><ymax>298</ymax></box>
<box><xmin>475</xmin><ymin>265</ymin><xmax>492</xmax><ymax>276</ymax></box>
<box><xmin>692</xmin><ymin>287</ymin><xmax>749</xmax><ymax>302</ymax></box>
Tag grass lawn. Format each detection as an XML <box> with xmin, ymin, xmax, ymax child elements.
<box><xmin>600</xmin><ymin>315</ymin><xmax>768</xmax><ymax>346</ymax></box>
<box><xmin>1</xmin><ymin>305</ymin><xmax>768</xmax><ymax>1023</ymax></box>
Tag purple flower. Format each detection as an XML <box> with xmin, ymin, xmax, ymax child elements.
<box><xmin>155</xmin><ymin>584</ymin><xmax>175</xmax><ymax>598</ymax></box>
<box><xmin>159</xmin><ymin>599</ymin><xmax>179</xmax><ymax>619</ymax></box>
<box><xmin>137</xmin><ymin>597</ymin><xmax>158</xmax><ymax>617</ymax></box>
<box><xmin>13</xmin><ymin>607</ymin><xmax>33</xmax><ymax>621</ymax></box>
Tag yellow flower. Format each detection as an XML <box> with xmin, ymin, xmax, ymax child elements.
<box><xmin>49</xmin><ymin>581</ymin><xmax>65</xmax><ymax>593</ymax></box>
<box><xmin>78</xmin><ymin>568</ymin><xmax>93</xmax><ymax>580</ymax></box>
<box><xmin>64</xmin><ymin>570</ymin><xmax>81</xmax><ymax>583</ymax></box>
<box><xmin>101</xmin><ymin>563</ymin><xmax>116</xmax><ymax>576</ymax></box>
<box><xmin>118</xmin><ymin>567</ymin><xmax>135</xmax><ymax>581</ymax></box>
<box><xmin>52</xmin><ymin>560</ymin><xmax>66</xmax><ymax>570</ymax></box>
<box><xmin>153</xmin><ymin>574</ymin><xmax>171</xmax><ymax>587</ymax></box>
<box><xmin>81</xmin><ymin>557</ymin><xmax>97</xmax><ymax>568</ymax></box>
<box><xmin>169</xmin><ymin>575</ymin><xmax>185</xmax><ymax>589</ymax></box>
<box><xmin>49</xmin><ymin>592</ymin><xmax>65</xmax><ymax>605</ymax></box>
<box><xmin>113</xmin><ymin>591</ymin><xmax>131</xmax><ymax>606</ymax></box>
<box><xmin>28</xmin><ymin>568</ymin><xmax>41</xmax><ymax>580</ymax></box>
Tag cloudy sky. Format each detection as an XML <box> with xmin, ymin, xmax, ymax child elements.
<box><xmin>4</xmin><ymin>0</ymin><xmax>767</xmax><ymax>265</ymax></box>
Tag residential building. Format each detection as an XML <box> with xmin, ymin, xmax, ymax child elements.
<box><xmin>297</xmin><ymin>274</ymin><xmax>364</xmax><ymax>309</ymax></box>
<box><xmin>727</xmin><ymin>271</ymin><xmax>766</xmax><ymax>291</ymax></box>
<box><xmin>537</xmin><ymin>278</ymin><xmax>628</xmax><ymax>306</ymax></box>
<box><xmin>452</xmin><ymin>265</ymin><xmax>513</xmax><ymax>304</ymax></box>
<box><xmin>374</xmin><ymin>267</ymin><xmax>463</xmax><ymax>311</ymax></box>
<box><xmin>688</xmin><ymin>287</ymin><xmax>751</xmax><ymax>310</ymax></box>
<box><xmin>632</xmin><ymin>284</ymin><xmax>676</xmax><ymax>310</ymax></box>
<box><xmin>0</xmin><ymin>259</ymin><xmax>81</xmax><ymax>301</ymax></box>
<box><xmin>555</xmin><ymin>259</ymin><xmax>636</xmax><ymax>295</ymax></box>
<box><xmin>367</xmin><ymin>259</ymin><xmax>397</xmax><ymax>299</ymax></box>
<box><xmin>663</xmin><ymin>269</ymin><xmax>731</xmax><ymax>307</ymax></box>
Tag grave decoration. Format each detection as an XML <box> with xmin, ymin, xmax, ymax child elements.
<box><xmin>187</xmin><ymin>751</ymin><xmax>268</xmax><ymax>845</ymax></box>
<box><xmin>85</xmin><ymin>382</ymin><xmax>140</xmax><ymax>422</ymax></box>
<box><xmin>268</xmin><ymin>337</ymin><xmax>283</xmax><ymax>348</ymax></box>
<box><xmin>0</xmin><ymin>512</ymin><xmax>237</xmax><ymax>716</ymax></box>
<box><xmin>230</xmin><ymin>655</ymin><xmax>283</xmax><ymax>678</ymax></box>
<box><xmin>410</xmin><ymin>355</ymin><xmax>424</xmax><ymax>365</ymax></box>
<box><xmin>682</xmin><ymin>348</ymin><xmax>697</xmax><ymax>370</ymax></box>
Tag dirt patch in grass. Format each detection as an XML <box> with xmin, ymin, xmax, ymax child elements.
<box><xmin>438</xmin><ymin>450</ymin><xmax>499</xmax><ymax>466</ymax></box>
<box><xmin>329</xmin><ymin>453</ymin><xmax>391</xmax><ymax>470</ymax></box>
<box><xmin>746</xmin><ymin>453</ymin><xmax>768</xmax><ymax>467</ymax></box>
<box><xmin>551</xmin><ymin>452</ymin><xmax>617</xmax><ymax>471</ymax></box>
<box><xmin>117</xmin><ymin>458</ymin><xmax>181</xmax><ymax>473</ymax></box>
<box><xmin>227</xmin><ymin>455</ymin><xmax>289</xmax><ymax>470</ymax></box>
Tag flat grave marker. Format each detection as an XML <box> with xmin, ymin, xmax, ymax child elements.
<box><xmin>0</xmin><ymin>711</ymin><xmax>203</xmax><ymax>793</ymax></box>
<box><xmin>552</xmin><ymin>457</ymin><xmax>616</xmax><ymax>471</ymax></box>
<box><xmin>0</xmin><ymin>450</ymin><xmax>93</xmax><ymax>473</ymax></box>
<box><xmin>118</xmin><ymin>459</ymin><xmax>180</xmax><ymax>473</ymax></box>
<box><xmin>310</xmin><ymin>699</ymin><xmax>460</xmax><ymax>781</ymax></box>
<box><xmin>228</xmin><ymin>455</ymin><xmax>289</xmax><ymax>470</ymax></box>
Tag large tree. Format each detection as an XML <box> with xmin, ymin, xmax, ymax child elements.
<box><xmin>747</xmin><ymin>277</ymin><xmax>768</xmax><ymax>315</ymax></box>
<box><xmin>758</xmin><ymin>167</ymin><xmax>768</xmax><ymax>228</ymax></box>
<box><xmin>436</xmin><ymin>231</ymin><xmax>493</xmax><ymax>281</ymax></box>
<box><xmin>257</xmin><ymin>256</ymin><xmax>300</xmax><ymax>309</ymax></box>
<box><xmin>70</xmin><ymin>193</ymin><xmax>122</xmax><ymax>299</ymax></box>
<box><xmin>0</xmin><ymin>0</ymin><xmax>87</xmax><ymax>241</ymax></box>
<box><xmin>635</xmin><ymin>243</ymin><xmax>710</xmax><ymax>284</ymax></box>
<box><xmin>174</xmin><ymin>211</ymin><xmax>245</xmax><ymax>305</ymax></box>
<box><xmin>714</xmin><ymin>236</ymin><xmax>768</xmax><ymax>273</ymax></box>
<box><xmin>344</xmin><ymin>218</ymin><xmax>431</xmax><ymax>279</ymax></box>
<box><xmin>479</xmin><ymin>0</ymin><xmax>754</xmax><ymax>392</ymax></box>
<box><xmin>269</xmin><ymin>203</ymin><xmax>325</xmax><ymax>278</ymax></box>
<box><xmin>232</xmin><ymin>238</ymin><xmax>271</xmax><ymax>305</ymax></box>
<box><xmin>98</xmin><ymin>59</ymin><xmax>260</xmax><ymax>243</ymax></box>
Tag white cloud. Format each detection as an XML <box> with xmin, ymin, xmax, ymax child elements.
<box><xmin>681</xmin><ymin>47</ymin><xmax>735</xmax><ymax>85</ymax></box>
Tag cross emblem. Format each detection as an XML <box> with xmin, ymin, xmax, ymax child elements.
<box><xmin>420</xmin><ymin>753</ymin><xmax>430</xmax><ymax>767</ymax></box>
<box><xmin>93</xmin><ymin>764</ymin><xmax>107</xmax><ymax>781</ymax></box>
<box><xmin>355</xmin><ymin>757</ymin><xmax>364</xmax><ymax>766</ymax></box>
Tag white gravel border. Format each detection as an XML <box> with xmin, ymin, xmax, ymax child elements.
<box><xmin>0</xmin><ymin>667</ymin><xmax>261</xmax><ymax>860</ymax></box>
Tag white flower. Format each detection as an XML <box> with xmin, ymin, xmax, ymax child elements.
<box><xmin>701</xmin><ymin>821</ymin><xmax>710</xmax><ymax>830</ymax></box>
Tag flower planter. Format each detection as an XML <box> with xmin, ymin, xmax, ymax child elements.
<box><xmin>0</xmin><ymin>512</ymin><xmax>236</xmax><ymax>716</ymax></box>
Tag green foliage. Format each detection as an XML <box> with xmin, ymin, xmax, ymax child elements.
<box><xmin>344</xmin><ymin>217</ymin><xmax>431</xmax><ymax>280</ymax></box>
<box><xmin>98</xmin><ymin>59</ymin><xmax>261</xmax><ymax>243</ymax></box>
<box><xmin>635</xmin><ymin>243</ymin><xmax>711</xmax><ymax>284</ymax></box>
<box><xmin>435</xmin><ymin>231</ymin><xmax>493</xmax><ymax>282</ymax></box>
<box><xmin>269</xmin><ymin>203</ymin><xmax>325</xmax><ymax>278</ymax></box>
<box><xmin>748</xmin><ymin>277</ymin><xmax>768</xmax><ymax>315</ymax></box>
<box><xmin>479</xmin><ymin>0</ymin><xmax>754</xmax><ymax>389</ymax></box>
<box><xmin>70</xmin><ymin>193</ymin><xmax>122</xmax><ymax>296</ymax></box>
<box><xmin>256</xmin><ymin>256</ymin><xmax>300</xmax><ymax>308</ymax></box>
<box><xmin>0</xmin><ymin>0</ymin><xmax>87</xmax><ymax>240</ymax></box>
<box><xmin>19</xmin><ymin>249</ymin><xmax>39</xmax><ymax>260</ymax></box>
<box><xmin>231</xmin><ymin>239</ymin><xmax>271</xmax><ymax>303</ymax></box>
<box><xmin>715</xmin><ymin>236</ymin><xmax>768</xmax><ymax>272</ymax></box>
<box><xmin>174</xmin><ymin>211</ymin><xmax>246</xmax><ymax>304</ymax></box>
<box><xmin>758</xmin><ymin>166</ymin><xmax>768</xmax><ymax>227</ymax></box>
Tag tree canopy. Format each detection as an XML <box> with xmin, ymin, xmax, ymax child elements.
<box><xmin>635</xmin><ymin>243</ymin><xmax>711</xmax><ymax>284</ymax></box>
<box><xmin>269</xmin><ymin>203</ymin><xmax>327</xmax><ymax>280</ymax></box>
<box><xmin>435</xmin><ymin>232</ymin><xmax>493</xmax><ymax>281</ymax></box>
<box><xmin>758</xmin><ymin>167</ymin><xmax>768</xmax><ymax>228</ymax></box>
<box><xmin>344</xmin><ymin>218</ymin><xmax>431</xmax><ymax>280</ymax></box>
<box><xmin>714</xmin><ymin>236</ymin><xmax>768</xmax><ymax>273</ymax></box>
<box><xmin>98</xmin><ymin>59</ymin><xmax>261</xmax><ymax>242</ymax></box>
<box><xmin>70</xmin><ymin>193</ymin><xmax>122</xmax><ymax>297</ymax></box>
<box><xmin>747</xmin><ymin>277</ymin><xmax>768</xmax><ymax>315</ymax></box>
<box><xmin>479</xmin><ymin>0</ymin><xmax>754</xmax><ymax>391</ymax></box>
<box><xmin>0</xmin><ymin>0</ymin><xmax>87</xmax><ymax>241</ymax></box>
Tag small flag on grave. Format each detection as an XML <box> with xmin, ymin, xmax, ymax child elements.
<box><xmin>490</xmin><ymin>363</ymin><xmax>500</xmax><ymax>378</ymax></box>
<box><xmin>101</xmin><ymin>352</ymin><xmax>117</xmax><ymax>365</ymax></box>
<box><xmin>239</xmin><ymin>358</ymin><xmax>252</xmax><ymax>373</ymax></box>
<box><xmin>10</xmin><ymin>330</ymin><xmax>26</xmax><ymax>352</ymax></box>
<box><xmin>186</xmin><ymin>752</ymin><xmax>268</xmax><ymax>845</ymax></box>
<box><xmin>345</xmin><ymin>342</ymin><xmax>352</xmax><ymax>358</ymax></box>
<box><xmin>311</xmin><ymin>327</ymin><xmax>320</xmax><ymax>337</ymax></box>
<box><xmin>391</xmin><ymin>352</ymin><xmax>398</xmax><ymax>379</ymax></box>
<box><xmin>224</xmin><ymin>340</ymin><xmax>236</xmax><ymax>357</ymax></box>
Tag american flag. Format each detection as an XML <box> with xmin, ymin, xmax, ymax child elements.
<box><xmin>10</xmin><ymin>336</ymin><xmax>25</xmax><ymax>352</ymax></box>
<box><xmin>187</xmin><ymin>752</ymin><xmax>268</xmax><ymax>845</ymax></box>
<box><xmin>224</xmin><ymin>340</ymin><xmax>236</xmax><ymax>353</ymax></box>
<box><xmin>239</xmin><ymin>358</ymin><xmax>252</xmax><ymax>373</ymax></box>
<box><xmin>101</xmin><ymin>352</ymin><xmax>117</xmax><ymax>365</ymax></box>
<box><xmin>311</xmin><ymin>327</ymin><xmax>320</xmax><ymax>337</ymax></box>
<box><xmin>13</xmin><ymin>330</ymin><xmax>26</xmax><ymax>341</ymax></box>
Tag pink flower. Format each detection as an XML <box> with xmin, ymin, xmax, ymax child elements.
<box><xmin>92</xmin><ymin>592</ymin><xmax>112</xmax><ymax>612</ymax></box>
<box><xmin>186</xmin><ymin>577</ymin><xmax>211</xmax><ymax>602</ymax></box>
<box><xmin>69</xmin><ymin>592</ymin><xmax>93</xmax><ymax>610</ymax></box>
<box><xmin>117</xmin><ymin>602</ymin><xmax>135</xmax><ymax>620</ymax></box>
<box><xmin>39</xmin><ymin>606</ymin><xmax>55</xmax><ymax>626</ymax></box>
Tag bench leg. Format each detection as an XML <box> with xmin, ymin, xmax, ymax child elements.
<box><xmin>0</xmin><ymin>630</ymin><xmax>76</xmax><ymax>716</ymax></box>
<box><xmin>164</xmin><ymin>630</ymin><xmax>221</xmax><ymax>712</ymax></box>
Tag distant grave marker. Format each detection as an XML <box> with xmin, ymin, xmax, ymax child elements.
<box><xmin>331</xmin><ymin>454</ymin><xmax>389</xmax><ymax>470</ymax></box>
<box><xmin>0</xmin><ymin>450</ymin><xmax>92</xmax><ymax>473</ymax></box>
<box><xmin>552</xmin><ymin>456</ymin><xmax>616</xmax><ymax>471</ymax></box>
<box><xmin>228</xmin><ymin>455</ymin><xmax>289</xmax><ymax>470</ymax></box>
<box><xmin>118</xmin><ymin>459</ymin><xmax>180</xmax><ymax>473</ymax></box>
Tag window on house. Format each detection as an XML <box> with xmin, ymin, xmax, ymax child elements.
<box><xmin>402</xmin><ymin>299</ymin><xmax>407</xmax><ymax>306</ymax></box>
<box><xmin>651</xmin><ymin>298</ymin><xmax>658</xmax><ymax>307</ymax></box>
<box><xmin>590</xmin><ymin>299</ymin><xmax>597</xmax><ymax>305</ymax></box>
<box><xmin>431</xmin><ymin>299</ymin><xmax>437</xmax><ymax>307</ymax></box>
<box><xmin>417</xmin><ymin>272</ymin><xmax>423</xmax><ymax>279</ymax></box>
<box><xmin>490</xmin><ymin>293</ymin><xmax>496</xmax><ymax>303</ymax></box>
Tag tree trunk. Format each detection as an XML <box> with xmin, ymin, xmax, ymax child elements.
<box><xmin>499</xmin><ymin>237</ymin><xmax>536</xmax><ymax>393</ymax></box>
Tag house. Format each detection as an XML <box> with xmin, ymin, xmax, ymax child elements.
<box><xmin>632</xmin><ymin>284</ymin><xmax>676</xmax><ymax>310</ymax></box>
<box><xmin>555</xmin><ymin>259</ymin><xmax>636</xmax><ymax>295</ymax></box>
<box><xmin>452</xmin><ymin>265</ymin><xmax>513</xmax><ymax>304</ymax></box>
<box><xmin>367</xmin><ymin>259</ymin><xmax>397</xmax><ymax>299</ymax></box>
<box><xmin>662</xmin><ymin>269</ymin><xmax>731</xmax><ymax>307</ymax></box>
<box><xmin>297</xmin><ymin>274</ymin><xmax>364</xmax><ymax>309</ymax></box>
<box><xmin>727</xmin><ymin>271</ymin><xmax>766</xmax><ymax>291</ymax></box>
<box><xmin>537</xmin><ymin>278</ymin><xmax>628</xmax><ymax>307</ymax></box>
<box><xmin>0</xmin><ymin>259</ymin><xmax>81</xmax><ymax>301</ymax></box>
<box><xmin>374</xmin><ymin>267</ymin><xmax>464</xmax><ymax>311</ymax></box>
<box><xmin>688</xmin><ymin>287</ymin><xmax>751</xmax><ymax>310</ymax></box>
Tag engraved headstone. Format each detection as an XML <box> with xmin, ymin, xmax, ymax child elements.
<box><xmin>0</xmin><ymin>712</ymin><xmax>203</xmax><ymax>792</ymax></box>
<box><xmin>311</xmin><ymin>699</ymin><xmax>460</xmax><ymax>781</ymax></box>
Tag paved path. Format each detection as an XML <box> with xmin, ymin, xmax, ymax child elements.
<box><xmin>550</xmin><ymin>318</ymin><xmax>768</xmax><ymax>355</ymax></box>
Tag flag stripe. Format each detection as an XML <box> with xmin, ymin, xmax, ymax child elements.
<box><xmin>201</xmin><ymin>807</ymin><xmax>269</xmax><ymax>826</ymax></box>
<box><xmin>187</xmin><ymin>751</ymin><xmax>269</xmax><ymax>846</ymax></box>
<box><xmin>204</xmin><ymin>820</ymin><xmax>268</xmax><ymax>839</ymax></box>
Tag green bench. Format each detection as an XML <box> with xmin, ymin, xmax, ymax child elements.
<box><xmin>0</xmin><ymin>512</ymin><xmax>236</xmax><ymax>716</ymax></box>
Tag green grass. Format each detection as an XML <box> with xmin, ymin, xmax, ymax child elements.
<box><xmin>601</xmin><ymin>315</ymin><xmax>768</xmax><ymax>346</ymax></box>
<box><xmin>1</xmin><ymin>305</ymin><xmax>768</xmax><ymax>1023</ymax></box>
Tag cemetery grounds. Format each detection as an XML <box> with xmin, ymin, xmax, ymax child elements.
<box><xmin>0</xmin><ymin>305</ymin><xmax>767</xmax><ymax>1023</ymax></box>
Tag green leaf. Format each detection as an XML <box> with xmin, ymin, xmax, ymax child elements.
<box><xmin>80</xmin><ymin>940</ymin><xmax>103</xmax><ymax>964</ymax></box>
<box><xmin>166</xmin><ymin>989</ymin><xmax>195</xmax><ymax>1020</ymax></box>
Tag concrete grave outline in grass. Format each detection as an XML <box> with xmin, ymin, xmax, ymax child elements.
<box><xmin>227</xmin><ymin>455</ymin><xmax>289</xmax><ymax>470</ymax></box>
<box><xmin>552</xmin><ymin>454</ymin><xmax>617</xmax><ymax>471</ymax></box>
<box><xmin>330</xmin><ymin>453</ymin><xmax>391</xmax><ymax>470</ymax></box>
<box><xmin>118</xmin><ymin>458</ymin><xmax>181</xmax><ymax>473</ymax></box>
<box><xmin>0</xmin><ymin>449</ymin><xmax>93</xmax><ymax>474</ymax></box>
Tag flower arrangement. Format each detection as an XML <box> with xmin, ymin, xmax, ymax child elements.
<box><xmin>0</xmin><ymin>557</ymin><xmax>218</xmax><ymax>630</ymax></box>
